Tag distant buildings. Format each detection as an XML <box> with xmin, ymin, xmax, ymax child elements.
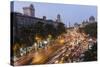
<box><xmin>11</xmin><ymin>3</ymin><xmax>64</xmax><ymax>44</ymax></box>
<box><xmin>89</xmin><ymin>16</ymin><xmax>95</xmax><ymax>23</ymax></box>
<box><xmin>74</xmin><ymin>16</ymin><xmax>96</xmax><ymax>29</ymax></box>
<box><xmin>56</xmin><ymin>14</ymin><xmax>62</xmax><ymax>22</ymax></box>
<box><xmin>12</xmin><ymin>3</ymin><xmax>64</xmax><ymax>27</ymax></box>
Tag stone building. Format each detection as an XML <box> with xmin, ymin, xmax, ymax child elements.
<box><xmin>11</xmin><ymin>4</ymin><xmax>64</xmax><ymax>44</ymax></box>
<box><xmin>23</xmin><ymin>4</ymin><xmax>35</xmax><ymax>17</ymax></box>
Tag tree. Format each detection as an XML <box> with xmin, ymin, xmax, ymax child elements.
<box><xmin>34</xmin><ymin>21</ymin><xmax>45</xmax><ymax>37</ymax></box>
<box><xmin>57</xmin><ymin>22</ymin><xmax>66</xmax><ymax>34</ymax></box>
<box><xmin>83</xmin><ymin>22</ymin><xmax>97</xmax><ymax>38</ymax></box>
<box><xmin>83</xmin><ymin>42</ymin><xmax>97</xmax><ymax>61</ymax></box>
<box><xmin>45</xmin><ymin>23</ymin><xmax>57</xmax><ymax>38</ymax></box>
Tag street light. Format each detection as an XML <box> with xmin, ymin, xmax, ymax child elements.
<box><xmin>34</xmin><ymin>42</ymin><xmax>38</xmax><ymax>51</ymax></box>
<box><xmin>43</xmin><ymin>40</ymin><xmax>48</xmax><ymax>44</ymax></box>
<box><xmin>59</xmin><ymin>39</ymin><xmax>65</xmax><ymax>44</ymax></box>
<box><xmin>43</xmin><ymin>40</ymin><xmax>48</xmax><ymax>49</ymax></box>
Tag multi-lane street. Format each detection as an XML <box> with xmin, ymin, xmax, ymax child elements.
<box><xmin>14</xmin><ymin>28</ymin><xmax>95</xmax><ymax>65</ymax></box>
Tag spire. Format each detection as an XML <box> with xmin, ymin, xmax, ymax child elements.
<box><xmin>56</xmin><ymin>14</ymin><xmax>61</xmax><ymax>22</ymax></box>
<box><xmin>69</xmin><ymin>22</ymin><xmax>70</xmax><ymax>28</ymax></box>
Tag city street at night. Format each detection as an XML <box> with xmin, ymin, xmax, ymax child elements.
<box><xmin>13</xmin><ymin>28</ymin><xmax>97</xmax><ymax>66</ymax></box>
<box><xmin>11</xmin><ymin>1</ymin><xmax>97</xmax><ymax>66</ymax></box>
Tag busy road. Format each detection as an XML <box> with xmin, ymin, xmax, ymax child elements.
<box><xmin>14</xmin><ymin>28</ymin><xmax>95</xmax><ymax>65</ymax></box>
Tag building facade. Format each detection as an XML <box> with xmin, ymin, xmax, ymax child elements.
<box><xmin>23</xmin><ymin>4</ymin><xmax>35</xmax><ymax>17</ymax></box>
<box><xmin>11</xmin><ymin>4</ymin><xmax>64</xmax><ymax>44</ymax></box>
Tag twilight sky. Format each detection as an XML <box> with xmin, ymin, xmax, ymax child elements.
<box><xmin>12</xmin><ymin>1</ymin><xmax>97</xmax><ymax>26</ymax></box>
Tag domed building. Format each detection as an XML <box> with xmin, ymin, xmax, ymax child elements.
<box><xmin>89</xmin><ymin>16</ymin><xmax>95</xmax><ymax>23</ymax></box>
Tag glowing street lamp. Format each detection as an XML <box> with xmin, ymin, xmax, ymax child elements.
<box><xmin>43</xmin><ymin>41</ymin><xmax>48</xmax><ymax>44</ymax></box>
<box><xmin>59</xmin><ymin>39</ymin><xmax>65</xmax><ymax>44</ymax></box>
<box><xmin>34</xmin><ymin>42</ymin><xmax>38</xmax><ymax>51</ymax></box>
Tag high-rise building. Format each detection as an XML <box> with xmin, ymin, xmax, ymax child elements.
<box><xmin>23</xmin><ymin>4</ymin><xmax>35</xmax><ymax>17</ymax></box>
